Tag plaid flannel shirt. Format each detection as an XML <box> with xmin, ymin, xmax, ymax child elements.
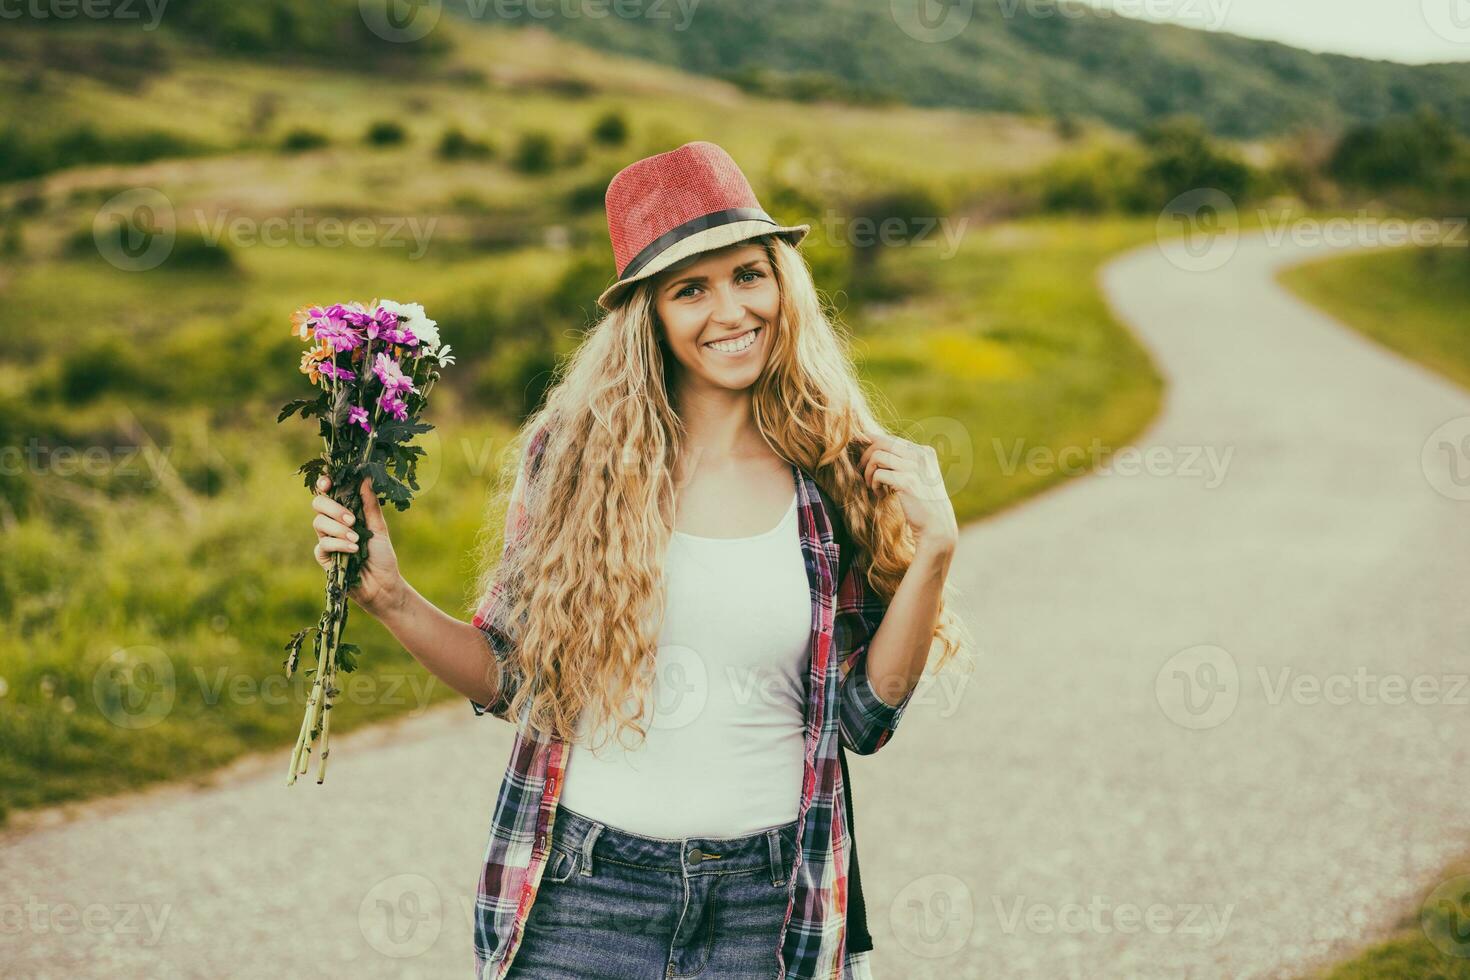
<box><xmin>469</xmin><ymin>427</ymin><xmax>915</xmax><ymax>980</ymax></box>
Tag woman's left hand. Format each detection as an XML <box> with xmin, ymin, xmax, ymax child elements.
<box><xmin>858</xmin><ymin>431</ymin><xmax>959</xmax><ymax>555</ymax></box>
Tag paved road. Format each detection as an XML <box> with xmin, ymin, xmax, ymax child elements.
<box><xmin>4</xmin><ymin>231</ymin><xmax>1469</xmax><ymax>979</ymax></box>
<box><xmin>870</xmin><ymin>230</ymin><xmax>1470</xmax><ymax>979</ymax></box>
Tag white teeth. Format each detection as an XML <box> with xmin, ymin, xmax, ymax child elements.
<box><xmin>705</xmin><ymin>329</ymin><xmax>758</xmax><ymax>353</ymax></box>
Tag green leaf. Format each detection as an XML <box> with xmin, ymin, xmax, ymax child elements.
<box><xmin>277</xmin><ymin>398</ymin><xmax>316</xmax><ymax>423</ymax></box>
<box><xmin>298</xmin><ymin>457</ymin><xmax>328</xmax><ymax>491</ymax></box>
<box><xmin>337</xmin><ymin>643</ymin><xmax>362</xmax><ymax>674</ymax></box>
<box><xmin>373</xmin><ymin>418</ymin><xmax>433</xmax><ymax>444</ymax></box>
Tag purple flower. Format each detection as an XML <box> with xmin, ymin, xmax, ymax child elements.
<box><xmin>378</xmin><ymin>391</ymin><xmax>409</xmax><ymax>421</ymax></box>
<box><xmin>372</xmin><ymin>352</ymin><xmax>416</xmax><ymax>394</ymax></box>
<box><xmin>348</xmin><ymin>406</ymin><xmax>372</xmax><ymax>433</ymax></box>
<box><xmin>318</xmin><ymin>361</ymin><xmax>354</xmax><ymax>382</ymax></box>
<box><xmin>314</xmin><ymin>316</ymin><xmax>364</xmax><ymax>353</ymax></box>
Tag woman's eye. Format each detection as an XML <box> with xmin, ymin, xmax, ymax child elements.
<box><xmin>738</xmin><ymin>270</ymin><xmax>763</xmax><ymax>284</ymax></box>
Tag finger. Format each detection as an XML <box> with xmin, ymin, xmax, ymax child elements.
<box><xmin>313</xmin><ymin>513</ymin><xmax>358</xmax><ymax>542</ymax></box>
<box><xmin>360</xmin><ymin>478</ymin><xmax>389</xmax><ymax>533</ymax></box>
<box><xmin>876</xmin><ymin>464</ymin><xmax>944</xmax><ymax>500</ymax></box>
<box><xmin>872</xmin><ymin>468</ymin><xmax>913</xmax><ymax>494</ymax></box>
<box><xmin>859</xmin><ymin>432</ymin><xmax>904</xmax><ymax>470</ymax></box>
<box><xmin>864</xmin><ymin>448</ymin><xmax>909</xmax><ymax>487</ymax></box>
<box><xmin>315</xmin><ymin>536</ymin><xmax>359</xmax><ymax>556</ymax></box>
<box><xmin>864</xmin><ymin>431</ymin><xmax>898</xmax><ymax>454</ymax></box>
<box><xmin>316</xmin><ymin>475</ymin><xmax>332</xmax><ymax>494</ymax></box>
<box><xmin>312</xmin><ymin>493</ymin><xmax>355</xmax><ymax>526</ymax></box>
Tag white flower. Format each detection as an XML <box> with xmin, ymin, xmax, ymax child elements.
<box><xmin>435</xmin><ymin>344</ymin><xmax>456</xmax><ymax>367</ymax></box>
<box><xmin>377</xmin><ymin>299</ymin><xmax>442</xmax><ymax>352</ymax></box>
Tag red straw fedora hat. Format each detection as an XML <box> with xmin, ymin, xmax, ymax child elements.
<box><xmin>598</xmin><ymin>140</ymin><xmax>810</xmax><ymax>311</ymax></box>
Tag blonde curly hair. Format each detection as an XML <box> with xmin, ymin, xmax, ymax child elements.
<box><xmin>471</xmin><ymin>234</ymin><xmax>974</xmax><ymax>748</ymax></box>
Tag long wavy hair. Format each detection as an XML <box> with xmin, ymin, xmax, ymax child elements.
<box><xmin>470</xmin><ymin>234</ymin><xmax>974</xmax><ymax>748</ymax></box>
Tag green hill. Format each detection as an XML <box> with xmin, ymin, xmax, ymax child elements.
<box><xmin>448</xmin><ymin>0</ymin><xmax>1470</xmax><ymax>138</ymax></box>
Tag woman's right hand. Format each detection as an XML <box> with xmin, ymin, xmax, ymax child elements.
<box><xmin>312</xmin><ymin>475</ymin><xmax>404</xmax><ymax>618</ymax></box>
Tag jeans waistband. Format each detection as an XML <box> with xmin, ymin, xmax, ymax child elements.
<box><xmin>550</xmin><ymin>803</ymin><xmax>799</xmax><ymax>884</ymax></box>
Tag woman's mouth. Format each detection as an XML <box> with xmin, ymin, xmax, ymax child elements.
<box><xmin>702</xmin><ymin>327</ymin><xmax>761</xmax><ymax>356</ymax></box>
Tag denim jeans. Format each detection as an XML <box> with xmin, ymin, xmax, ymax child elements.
<box><xmin>507</xmin><ymin>803</ymin><xmax>801</xmax><ymax>979</ymax></box>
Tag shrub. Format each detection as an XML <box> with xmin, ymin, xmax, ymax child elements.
<box><xmin>1329</xmin><ymin>109</ymin><xmax>1460</xmax><ymax>190</ymax></box>
<box><xmin>1137</xmin><ymin>115</ymin><xmax>1254</xmax><ymax>204</ymax></box>
<box><xmin>512</xmin><ymin>132</ymin><xmax>556</xmax><ymax>174</ymax></box>
<box><xmin>591</xmin><ymin>110</ymin><xmax>628</xmax><ymax>146</ymax></box>
<box><xmin>364</xmin><ymin>120</ymin><xmax>407</xmax><ymax>147</ymax></box>
<box><xmin>436</xmin><ymin>127</ymin><xmax>493</xmax><ymax>161</ymax></box>
<box><xmin>279</xmin><ymin>128</ymin><xmax>329</xmax><ymax>153</ymax></box>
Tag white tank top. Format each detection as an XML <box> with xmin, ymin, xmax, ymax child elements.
<box><xmin>557</xmin><ymin>488</ymin><xmax>811</xmax><ymax>839</ymax></box>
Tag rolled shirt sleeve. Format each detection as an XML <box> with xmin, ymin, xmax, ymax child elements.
<box><xmin>835</xmin><ymin>553</ymin><xmax>915</xmax><ymax>755</ymax></box>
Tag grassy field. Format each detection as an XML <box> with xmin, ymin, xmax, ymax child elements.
<box><xmin>1276</xmin><ymin>244</ymin><xmax>1470</xmax><ymax>979</ymax></box>
<box><xmin>0</xmin><ymin>13</ymin><xmax>1175</xmax><ymax>820</ymax></box>
<box><xmin>1278</xmin><ymin>245</ymin><xmax>1470</xmax><ymax>393</ymax></box>
<box><xmin>0</xmin><ymin>207</ymin><xmax>1172</xmax><ymax>819</ymax></box>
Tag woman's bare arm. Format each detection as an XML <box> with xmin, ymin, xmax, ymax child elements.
<box><xmin>371</xmin><ymin>581</ymin><xmax>502</xmax><ymax>706</ymax></box>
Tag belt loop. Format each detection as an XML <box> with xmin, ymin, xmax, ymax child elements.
<box><xmin>767</xmin><ymin>828</ymin><xmax>785</xmax><ymax>887</ymax></box>
<box><xmin>580</xmin><ymin>820</ymin><xmax>603</xmax><ymax>877</ymax></box>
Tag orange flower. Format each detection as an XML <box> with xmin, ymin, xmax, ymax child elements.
<box><xmin>298</xmin><ymin>341</ymin><xmax>331</xmax><ymax>384</ymax></box>
<box><xmin>290</xmin><ymin>307</ymin><xmax>318</xmax><ymax>341</ymax></box>
<box><xmin>298</xmin><ymin>349</ymin><xmax>321</xmax><ymax>384</ymax></box>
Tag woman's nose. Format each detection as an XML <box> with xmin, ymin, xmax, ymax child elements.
<box><xmin>710</xmin><ymin>283</ymin><xmax>746</xmax><ymax>326</ymax></box>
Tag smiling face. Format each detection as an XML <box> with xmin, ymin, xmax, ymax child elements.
<box><xmin>651</xmin><ymin>241</ymin><xmax>781</xmax><ymax>396</ymax></box>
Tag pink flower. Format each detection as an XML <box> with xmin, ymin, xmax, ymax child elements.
<box><xmin>348</xmin><ymin>406</ymin><xmax>372</xmax><ymax>433</ymax></box>
<box><xmin>314</xmin><ymin>316</ymin><xmax>363</xmax><ymax>353</ymax></box>
<box><xmin>378</xmin><ymin>391</ymin><xmax>409</xmax><ymax>421</ymax></box>
<box><xmin>372</xmin><ymin>352</ymin><xmax>415</xmax><ymax>395</ymax></box>
<box><xmin>318</xmin><ymin>361</ymin><xmax>354</xmax><ymax>382</ymax></box>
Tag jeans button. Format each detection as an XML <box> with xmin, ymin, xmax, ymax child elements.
<box><xmin>687</xmin><ymin>847</ymin><xmax>703</xmax><ymax>865</ymax></box>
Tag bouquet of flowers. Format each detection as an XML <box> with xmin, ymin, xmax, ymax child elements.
<box><xmin>277</xmin><ymin>299</ymin><xmax>454</xmax><ymax>785</ymax></box>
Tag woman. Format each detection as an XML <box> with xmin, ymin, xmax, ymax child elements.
<box><xmin>310</xmin><ymin>141</ymin><xmax>971</xmax><ymax>979</ymax></box>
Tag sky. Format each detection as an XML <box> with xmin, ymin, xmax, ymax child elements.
<box><xmin>1080</xmin><ymin>0</ymin><xmax>1470</xmax><ymax>64</ymax></box>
